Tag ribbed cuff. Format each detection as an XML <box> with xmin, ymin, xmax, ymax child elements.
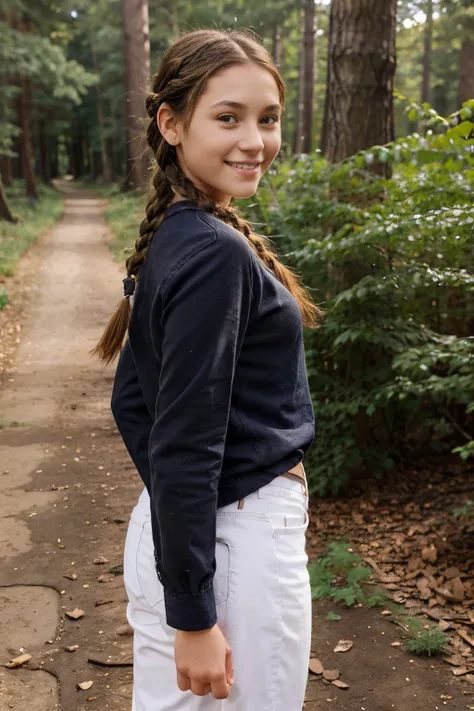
<box><xmin>164</xmin><ymin>585</ymin><xmax>217</xmax><ymax>631</ymax></box>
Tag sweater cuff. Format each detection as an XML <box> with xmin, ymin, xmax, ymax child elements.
<box><xmin>164</xmin><ymin>586</ymin><xmax>217</xmax><ymax>631</ymax></box>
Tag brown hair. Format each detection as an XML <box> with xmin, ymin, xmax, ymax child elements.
<box><xmin>92</xmin><ymin>28</ymin><xmax>321</xmax><ymax>364</ymax></box>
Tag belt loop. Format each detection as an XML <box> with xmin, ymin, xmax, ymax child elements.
<box><xmin>238</xmin><ymin>499</ymin><xmax>245</xmax><ymax>510</ymax></box>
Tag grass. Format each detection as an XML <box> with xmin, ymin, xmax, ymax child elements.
<box><xmin>402</xmin><ymin>617</ymin><xmax>448</xmax><ymax>656</ymax></box>
<box><xmin>0</xmin><ymin>181</ymin><xmax>64</xmax><ymax>280</ymax></box>
<box><xmin>308</xmin><ymin>540</ymin><xmax>390</xmax><ymax>608</ymax></box>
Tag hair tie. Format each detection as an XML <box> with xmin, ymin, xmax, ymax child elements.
<box><xmin>123</xmin><ymin>274</ymin><xmax>136</xmax><ymax>298</ymax></box>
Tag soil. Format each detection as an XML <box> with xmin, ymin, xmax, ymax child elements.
<box><xmin>0</xmin><ymin>181</ymin><xmax>473</xmax><ymax>711</ymax></box>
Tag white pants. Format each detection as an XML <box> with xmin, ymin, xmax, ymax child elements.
<box><xmin>123</xmin><ymin>476</ymin><xmax>312</xmax><ymax>711</ymax></box>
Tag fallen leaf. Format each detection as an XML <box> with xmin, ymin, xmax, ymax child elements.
<box><xmin>322</xmin><ymin>669</ymin><xmax>340</xmax><ymax>681</ymax></box>
<box><xmin>97</xmin><ymin>573</ymin><xmax>115</xmax><ymax>584</ymax></box>
<box><xmin>65</xmin><ymin>608</ymin><xmax>84</xmax><ymax>620</ymax></box>
<box><xmin>66</xmin><ymin>645</ymin><xmax>79</xmax><ymax>652</ymax></box>
<box><xmin>334</xmin><ymin>640</ymin><xmax>353</xmax><ymax>653</ymax></box>
<box><xmin>93</xmin><ymin>556</ymin><xmax>109</xmax><ymax>565</ymax></box>
<box><xmin>421</xmin><ymin>546</ymin><xmax>438</xmax><ymax>564</ymax></box>
<box><xmin>445</xmin><ymin>655</ymin><xmax>465</xmax><ymax>666</ymax></box>
<box><xmin>5</xmin><ymin>653</ymin><xmax>32</xmax><ymax>668</ymax></box>
<box><xmin>88</xmin><ymin>653</ymin><xmax>133</xmax><ymax>667</ymax></box>
<box><xmin>115</xmin><ymin>624</ymin><xmax>134</xmax><ymax>636</ymax></box>
<box><xmin>78</xmin><ymin>681</ymin><xmax>94</xmax><ymax>690</ymax></box>
<box><xmin>452</xmin><ymin>667</ymin><xmax>472</xmax><ymax>676</ymax></box>
<box><xmin>332</xmin><ymin>680</ymin><xmax>349</xmax><ymax>690</ymax></box>
<box><xmin>381</xmin><ymin>610</ymin><xmax>392</xmax><ymax>616</ymax></box>
<box><xmin>309</xmin><ymin>658</ymin><xmax>324</xmax><ymax>675</ymax></box>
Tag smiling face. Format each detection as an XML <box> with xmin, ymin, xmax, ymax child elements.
<box><xmin>158</xmin><ymin>63</ymin><xmax>282</xmax><ymax>206</ymax></box>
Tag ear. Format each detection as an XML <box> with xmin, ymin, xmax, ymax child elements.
<box><xmin>157</xmin><ymin>103</ymin><xmax>181</xmax><ymax>147</ymax></box>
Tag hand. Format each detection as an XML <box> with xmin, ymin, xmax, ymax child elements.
<box><xmin>175</xmin><ymin>624</ymin><xmax>234</xmax><ymax>699</ymax></box>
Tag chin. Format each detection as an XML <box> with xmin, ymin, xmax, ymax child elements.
<box><xmin>231</xmin><ymin>185</ymin><xmax>259</xmax><ymax>200</ymax></box>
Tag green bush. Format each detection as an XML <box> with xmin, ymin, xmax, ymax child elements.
<box><xmin>242</xmin><ymin>99</ymin><xmax>474</xmax><ymax>495</ymax></box>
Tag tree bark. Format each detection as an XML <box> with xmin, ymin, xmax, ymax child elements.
<box><xmin>301</xmin><ymin>0</ymin><xmax>316</xmax><ymax>153</ymax></box>
<box><xmin>422</xmin><ymin>0</ymin><xmax>433</xmax><ymax>104</ymax></box>
<box><xmin>0</xmin><ymin>174</ymin><xmax>16</xmax><ymax>222</ymax></box>
<box><xmin>121</xmin><ymin>0</ymin><xmax>150</xmax><ymax>190</ymax></box>
<box><xmin>0</xmin><ymin>157</ymin><xmax>13</xmax><ymax>186</ymax></box>
<box><xmin>93</xmin><ymin>50</ymin><xmax>113</xmax><ymax>182</ymax></box>
<box><xmin>17</xmin><ymin>77</ymin><xmax>38</xmax><ymax>200</ymax></box>
<box><xmin>272</xmin><ymin>21</ymin><xmax>282</xmax><ymax>66</ymax></box>
<box><xmin>458</xmin><ymin>37</ymin><xmax>474</xmax><ymax>106</ymax></box>
<box><xmin>323</xmin><ymin>0</ymin><xmax>397</xmax><ymax>165</ymax></box>
<box><xmin>293</xmin><ymin>39</ymin><xmax>305</xmax><ymax>154</ymax></box>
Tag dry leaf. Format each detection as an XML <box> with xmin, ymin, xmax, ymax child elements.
<box><xmin>115</xmin><ymin>624</ymin><xmax>134</xmax><ymax>636</ymax></box>
<box><xmin>381</xmin><ymin>610</ymin><xmax>392</xmax><ymax>616</ymax></box>
<box><xmin>78</xmin><ymin>681</ymin><xmax>94</xmax><ymax>691</ymax></box>
<box><xmin>323</xmin><ymin>669</ymin><xmax>340</xmax><ymax>681</ymax></box>
<box><xmin>97</xmin><ymin>573</ymin><xmax>115</xmax><ymax>584</ymax></box>
<box><xmin>66</xmin><ymin>608</ymin><xmax>84</xmax><ymax>620</ymax></box>
<box><xmin>309</xmin><ymin>658</ymin><xmax>324</xmax><ymax>675</ymax></box>
<box><xmin>88</xmin><ymin>653</ymin><xmax>133</xmax><ymax>667</ymax></box>
<box><xmin>445</xmin><ymin>655</ymin><xmax>465</xmax><ymax>666</ymax></box>
<box><xmin>5</xmin><ymin>653</ymin><xmax>32</xmax><ymax>668</ymax></box>
<box><xmin>93</xmin><ymin>556</ymin><xmax>109</xmax><ymax>565</ymax></box>
<box><xmin>391</xmin><ymin>642</ymin><xmax>401</xmax><ymax>647</ymax></box>
<box><xmin>332</xmin><ymin>680</ymin><xmax>349</xmax><ymax>690</ymax></box>
<box><xmin>334</xmin><ymin>640</ymin><xmax>353</xmax><ymax>653</ymax></box>
<box><xmin>452</xmin><ymin>667</ymin><xmax>472</xmax><ymax>676</ymax></box>
<box><xmin>421</xmin><ymin>546</ymin><xmax>438</xmax><ymax>564</ymax></box>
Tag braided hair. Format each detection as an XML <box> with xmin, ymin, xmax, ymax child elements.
<box><xmin>92</xmin><ymin>29</ymin><xmax>321</xmax><ymax>364</ymax></box>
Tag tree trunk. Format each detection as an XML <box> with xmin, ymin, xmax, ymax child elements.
<box><xmin>458</xmin><ymin>37</ymin><xmax>474</xmax><ymax>106</ymax></box>
<box><xmin>93</xmin><ymin>50</ymin><xmax>113</xmax><ymax>182</ymax></box>
<box><xmin>38</xmin><ymin>119</ymin><xmax>50</xmax><ymax>182</ymax></box>
<box><xmin>300</xmin><ymin>0</ymin><xmax>316</xmax><ymax>154</ymax></box>
<box><xmin>0</xmin><ymin>174</ymin><xmax>16</xmax><ymax>222</ymax></box>
<box><xmin>293</xmin><ymin>38</ymin><xmax>305</xmax><ymax>154</ymax></box>
<box><xmin>323</xmin><ymin>0</ymin><xmax>397</xmax><ymax>166</ymax></box>
<box><xmin>422</xmin><ymin>0</ymin><xmax>433</xmax><ymax>104</ymax></box>
<box><xmin>0</xmin><ymin>157</ymin><xmax>13</xmax><ymax>186</ymax></box>
<box><xmin>272</xmin><ymin>22</ymin><xmax>282</xmax><ymax>66</ymax></box>
<box><xmin>121</xmin><ymin>0</ymin><xmax>150</xmax><ymax>190</ymax></box>
<box><xmin>17</xmin><ymin>77</ymin><xmax>38</xmax><ymax>199</ymax></box>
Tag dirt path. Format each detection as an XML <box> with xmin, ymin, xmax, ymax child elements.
<box><xmin>0</xmin><ymin>183</ymin><xmax>471</xmax><ymax>711</ymax></box>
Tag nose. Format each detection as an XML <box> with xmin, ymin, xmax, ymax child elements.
<box><xmin>238</xmin><ymin>123</ymin><xmax>265</xmax><ymax>153</ymax></box>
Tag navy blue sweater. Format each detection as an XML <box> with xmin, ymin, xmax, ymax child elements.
<box><xmin>111</xmin><ymin>200</ymin><xmax>315</xmax><ymax>631</ymax></box>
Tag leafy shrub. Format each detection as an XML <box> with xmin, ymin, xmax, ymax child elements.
<box><xmin>403</xmin><ymin>617</ymin><xmax>448</xmax><ymax>656</ymax></box>
<box><xmin>241</xmin><ymin>100</ymin><xmax>474</xmax><ymax>494</ymax></box>
<box><xmin>308</xmin><ymin>540</ymin><xmax>374</xmax><ymax>607</ymax></box>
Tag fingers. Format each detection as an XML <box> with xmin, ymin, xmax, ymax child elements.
<box><xmin>190</xmin><ymin>680</ymin><xmax>212</xmax><ymax>696</ymax></box>
<box><xmin>177</xmin><ymin>671</ymin><xmax>191</xmax><ymax>692</ymax></box>
<box><xmin>210</xmin><ymin>676</ymin><xmax>231</xmax><ymax>700</ymax></box>
<box><xmin>225</xmin><ymin>644</ymin><xmax>234</xmax><ymax>686</ymax></box>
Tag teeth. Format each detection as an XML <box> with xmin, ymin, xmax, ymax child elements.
<box><xmin>227</xmin><ymin>162</ymin><xmax>258</xmax><ymax>169</ymax></box>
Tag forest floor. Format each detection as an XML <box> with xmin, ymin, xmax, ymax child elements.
<box><xmin>0</xmin><ymin>181</ymin><xmax>473</xmax><ymax>711</ymax></box>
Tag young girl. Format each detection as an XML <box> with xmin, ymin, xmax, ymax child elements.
<box><xmin>93</xmin><ymin>28</ymin><xmax>320</xmax><ymax>711</ymax></box>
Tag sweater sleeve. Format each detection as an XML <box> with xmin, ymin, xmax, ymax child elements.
<box><xmin>149</xmin><ymin>231</ymin><xmax>253</xmax><ymax>631</ymax></box>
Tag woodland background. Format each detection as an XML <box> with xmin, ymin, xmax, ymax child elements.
<box><xmin>0</xmin><ymin>0</ymin><xmax>473</xmax><ymax>498</ymax></box>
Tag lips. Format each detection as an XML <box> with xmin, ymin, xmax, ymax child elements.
<box><xmin>225</xmin><ymin>161</ymin><xmax>261</xmax><ymax>169</ymax></box>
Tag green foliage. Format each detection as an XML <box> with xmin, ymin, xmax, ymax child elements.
<box><xmin>403</xmin><ymin>617</ymin><xmax>448</xmax><ymax>656</ymax></box>
<box><xmin>242</xmin><ymin>100</ymin><xmax>474</xmax><ymax>495</ymax></box>
<box><xmin>0</xmin><ymin>182</ymin><xmax>64</xmax><ymax>277</ymax></box>
<box><xmin>326</xmin><ymin>611</ymin><xmax>341</xmax><ymax>621</ymax></box>
<box><xmin>100</xmin><ymin>188</ymin><xmax>143</xmax><ymax>262</ymax></box>
<box><xmin>308</xmin><ymin>541</ymin><xmax>374</xmax><ymax>607</ymax></box>
<box><xmin>452</xmin><ymin>500</ymin><xmax>474</xmax><ymax>518</ymax></box>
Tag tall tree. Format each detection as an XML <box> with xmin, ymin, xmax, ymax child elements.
<box><xmin>121</xmin><ymin>0</ymin><xmax>150</xmax><ymax>190</ymax></box>
<box><xmin>422</xmin><ymin>0</ymin><xmax>433</xmax><ymax>103</ymax></box>
<box><xmin>458</xmin><ymin>13</ymin><xmax>474</xmax><ymax>106</ymax></box>
<box><xmin>322</xmin><ymin>0</ymin><xmax>397</xmax><ymax>165</ymax></box>
<box><xmin>294</xmin><ymin>0</ymin><xmax>316</xmax><ymax>154</ymax></box>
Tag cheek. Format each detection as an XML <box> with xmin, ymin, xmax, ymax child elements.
<box><xmin>264</xmin><ymin>133</ymin><xmax>281</xmax><ymax>163</ymax></box>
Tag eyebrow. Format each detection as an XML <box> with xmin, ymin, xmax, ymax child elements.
<box><xmin>211</xmin><ymin>100</ymin><xmax>281</xmax><ymax>112</ymax></box>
